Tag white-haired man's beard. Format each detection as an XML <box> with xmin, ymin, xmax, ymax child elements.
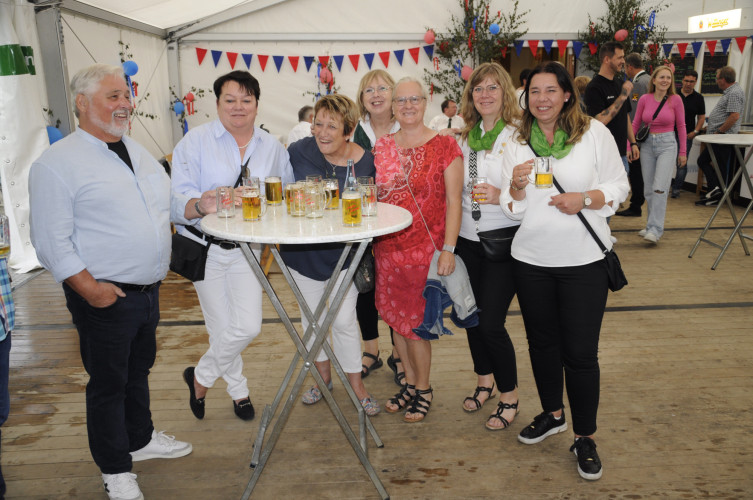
<box><xmin>91</xmin><ymin>108</ymin><xmax>131</xmax><ymax>139</ymax></box>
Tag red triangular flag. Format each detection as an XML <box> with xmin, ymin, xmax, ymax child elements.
<box><xmin>528</xmin><ymin>40</ymin><xmax>539</xmax><ymax>56</ymax></box>
<box><xmin>735</xmin><ymin>36</ymin><xmax>748</xmax><ymax>54</ymax></box>
<box><xmin>288</xmin><ymin>56</ymin><xmax>299</xmax><ymax>72</ymax></box>
<box><xmin>258</xmin><ymin>55</ymin><xmax>269</xmax><ymax>71</ymax></box>
<box><xmin>226</xmin><ymin>52</ymin><xmax>238</xmax><ymax>69</ymax></box>
<box><xmin>501</xmin><ymin>46</ymin><xmax>508</xmax><ymax>59</ymax></box>
<box><xmin>318</xmin><ymin>56</ymin><xmax>329</xmax><ymax>67</ymax></box>
<box><xmin>676</xmin><ymin>43</ymin><xmax>688</xmax><ymax>59</ymax></box>
<box><xmin>588</xmin><ymin>42</ymin><xmax>598</xmax><ymax>55</ymax></box>
<box><xmin>706</xmin><ymin>40</ymin><xmax>717</xmax><ymax>54</ymax></box>
<box><xmin>348</xmin><ymin>54</ymin><xmax>360</xmax><ymax>71</ymax></box>
<box><xmin>196</xmin><ymin>47</ymin><xmax>207</xmax><ymax>65</ymax></box>
<box><xmin>557</xmin><ymin>40</ymin><xmax>568</xmax><ymax>58</ymax></box>
<box><xmin>378</xmin><ymin>51</ymin><xmax>390</xmax><ymax>67</ymax></box>
<box><xmin>408</xmin><ymin>47</ymin><xmax>420</xmax><ymax>64</ymax></box>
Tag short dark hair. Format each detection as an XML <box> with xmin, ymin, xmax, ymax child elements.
<box><xmin>519</xmin><ymin>68</ymin><xmax>531</xmax><ymax>84</ymax></box>
<box><xmin>599</xmin><ymin>41</ymin><xmax>623</xmax><ymax>62</ymax></box>
<box><xmin>717</xmin><ymin>66</ymin><xmax>736</xmax><ymax>84</ymax></box>
<box><xmin>683</xmin><ymin>70</ymin><xmax>699</xmax><ymax>80</ymax></box>
<box><xmin>625</xmin><ymin>53</ymin><xmax>643</xmax><ymax>69</ymax></box>
<box><xmin>213</xmin><ymin>70</ymin><xmax>260</xmax><ymax>101</ymax></box>
<box><xmin>298</xmin><ymin>105</ymin><xmax>313</xmax><ymax>121</ymax></box>
<box><xmin>440</xmin><ymin>99</ymin><xmax>455</xmax><ymax>112</ymax></box>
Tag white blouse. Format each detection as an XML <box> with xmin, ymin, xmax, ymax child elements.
<box><xmin>500</xmin><ymin>119</ymin><xmax>629</xmax><ymax>267</ymax></box>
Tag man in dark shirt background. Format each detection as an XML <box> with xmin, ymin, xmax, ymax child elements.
<box><xmin>673</xmin><ymin>70</ymin><xmax>706</xmax><ymax>198</ymax></box>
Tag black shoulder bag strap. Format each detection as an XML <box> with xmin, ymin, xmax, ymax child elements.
<box><xmin>647</xmin><ymin>95</ymin><xmax>668</xmax><ymax>126</ymax></box>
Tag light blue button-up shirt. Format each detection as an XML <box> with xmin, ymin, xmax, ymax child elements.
<box><xmin>29</xmin><ymin>128</ymin><xmax>189</xmax><ymax>284</ymax></box>
<box><xmin>171</xmin><ymin>120</ymin><xmax>294</xmax><ymax>235</ymax></box>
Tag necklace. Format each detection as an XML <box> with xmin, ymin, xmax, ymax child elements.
<box><xmin>237</xmin><ymin>135</ymin><xmax>253</xmax><ymax>149</ymax></box>
<box><xmin>322</xmin><ymin>144</ymin><xmax>350</xmax><ymax>178</ymax></box>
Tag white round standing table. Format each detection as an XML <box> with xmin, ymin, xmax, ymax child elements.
<box><xmin>201</xmin><ymin>202</ymin><xmax>412</xmax><ymax>500</ymax></box>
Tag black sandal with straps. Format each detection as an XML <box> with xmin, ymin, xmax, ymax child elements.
<box><xmin>387</xmin><ymin>354</ymin><xmax>406</xmax><ymax>387</ymax></box>
<box><xmin>386</xmin><ymin>384</ymin><xmax>415</xmax><ymax>414</ymax></box>
<box><xmin>361</xmin><ymin>351</ymin><xmax>383</xmax><ymax>378</ymax></box>
<box><xmin>485</xmin><ymin>400</ymin><xmax>519</xmax><ymax>431</ymax></box>
<box><xmin>404</xmin><ymin>387</ymin><xmax>433</xmax><ymax>423</ymax></box>
<box><xmin>463</xmin><ymin>384</ymin><xmax>496</xmax><ymax>413</ymax></box>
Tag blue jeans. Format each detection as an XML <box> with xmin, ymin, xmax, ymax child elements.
<box><xmin>641</xmin><ymin>132</ymin><xmax>677</xmax><ymax>238</ymax></box>
<box><xmin>621</xmin><ymin>155</ymin><xmax>629</xmax><ymax>174</ymax></box>
<box><xmin>64</xmin><ymin>283</ymin><xmax>160</xmax><ymax>474</ymax></box>
<box><xmin>0</xmin><ymin>332</ymin><xmax>10</xmax><ymax>498</ymax></box>
<box><xmin>672</xmin><ymin>138</ymin><xmax>693</xmax><ymax>194</ymax></box>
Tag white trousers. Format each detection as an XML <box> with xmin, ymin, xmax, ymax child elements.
<box><xmin>289</xmin><ymin>268</ymin><xmax>361</xmax><ymax>374</ymax></box>
<box><xmin>193</xmin><ymin>245</ymin><xmax>263</xmax><ymax>400</ymax></box>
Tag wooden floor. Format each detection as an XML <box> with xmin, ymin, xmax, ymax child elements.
<box><xmin>5</xmin><ymin>193</ymin><xmax>753</xmax><ymax>499</ymax></box>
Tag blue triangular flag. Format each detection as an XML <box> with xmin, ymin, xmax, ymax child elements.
<box><xmin>394</xmin><ymin>49</ymin><xmax>404</xmax><ymax>66</ymax></box>
<box><xmin>542</xmin><ymin>40</ymin><xmax>553</xmax><ymax>54</ymax></box>
<box><xmin>241</xmin><ymin>53</ymin><xmax>252</xmax><ymax>69</ymax></box>
<box><xmin>304</xmin><ymin>56</ymin><xmax>315</xmax><ymax>72</ymax></box>
<box><xmin>211</xmin><ymin>50</ymin><xmax>222</xmax><ymax>67</ymax></box>
<box><xmin>273</xmin><ymin>55</ymin><xmax>284</xmax><ymax>72</ymax></box>
<box><xmin>662</xmin><ymin>43</ymin><xmax>673</xmax><ymax>58</ymax></box>
<box><xmin>364</xmin><ymin>53</ymin><xmax>375</xmax><ymax>69</ymax></box>
<box><xmin>572</xmin><ymin>41</ymin><xmax>583</xmax><ymax>59</ymax></box>
<box><xmin>691</xmin><ymin>41</ymin><xmax>703</xmax><ymax>58</ymax></box>
<box><xmin>720</xmin><ymin>38</ymin><xmax>731</xmax><ymax>55</ymax></box>
<box><xmin>514</xmin><ymin>40</ymin><xmax>524</xmax><ymax>57</ymax></box>
<box><xmin>423</xmin><ymin>45</ymin><xmax>434</xmax><ymax>60</ymax></box>
<box><xmin>333</xmin><ymin>55</ymin><xmax>344</xmax><ymax>71</ymax></box>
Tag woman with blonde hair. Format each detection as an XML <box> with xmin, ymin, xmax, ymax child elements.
<box><xmin>455</xmin><ymin>62</ymin><xmax>522</xmax><ymax>431</ymax></box>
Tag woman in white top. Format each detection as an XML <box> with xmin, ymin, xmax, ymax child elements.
<box><xmin>456</xmin><ymin>62</ymin><xmax>522</xmax><ymax>431</ymax></box>
<box><xmin>501</xmin><ymin>62</ymin><xmax>628</xmax><ymax>481</ymax></box>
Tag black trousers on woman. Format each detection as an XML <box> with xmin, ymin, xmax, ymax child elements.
<box><xmin>456</xmin><ymin>236</ymin><xmax>517</xmax><ymax>393</ymax></box>
<box><xmin>513</xmin><ymin>259</ymin><xmax>608</xmax><ymax>437</ymax></box>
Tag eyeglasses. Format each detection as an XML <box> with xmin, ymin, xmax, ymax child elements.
<box><xmin>472</xmin><ymin>84</ymin><xmax>501</xmax><ymax>95</ymax></box>
<box><xmin>682</xmin><ymin>79</ymin><xmax>697</xmax><ymax>84</ymax></box>
<box><xmin>363</xmin><ymin>86</ymin><xmax>392</xmax><ymax>96</ymax></box>
<box><xmin>393</xmin><ymin>96</ymin><xmax>425</xmax><ymax>106</ymax></box>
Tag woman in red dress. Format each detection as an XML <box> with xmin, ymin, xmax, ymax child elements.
<box><xmin>373</xmin><ymin>77</ymin><xmax>463</xmax><ymax>422</ymax></box>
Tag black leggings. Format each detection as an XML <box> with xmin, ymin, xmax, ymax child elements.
<box><xmin>513</xmin><ymin>259</ymin><xmax>608</xmax><ymax>436</ymax></box>
<box><xmin>456</xmin><ymin>236</ymin><xmax>518</xmax><ymax>393</ymax></box>
<box><xmin>356</xmin><ymin>288</ymin><xmax>379</xmax><ymax>341</ymax></box>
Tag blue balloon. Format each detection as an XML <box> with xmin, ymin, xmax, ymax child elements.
<box><xmin>173</xmin><ymin>101</ymin><xmax>185</xmax><ymax>115</ymax></box>
<box><xmin>46</xmin><ymin>126</ymin><xmax>63</xmax><ymax>144</ymax></box>
<box><xmin>122</xmin><ymin>60</ymin><xmax>139</xmax><ymax>77</ymax></box>
<box><xmin>489</xmin><ymin>23</ymin><xmax>500</xmax><ymax>35</ymax></box>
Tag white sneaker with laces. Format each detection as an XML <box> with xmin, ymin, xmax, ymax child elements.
<box><xmin>638</xmin><ymin>229</ymin><xmax>647</xmax><ymax>237</ymax></box>
<box><xmin>103</xmin><ymin>472</ymin><xmax>144</xmax><ymax>500</ymax></box>
<box><xmin>130</xmin><ymin>430</ymin><xmax>192</xmax><ymax>462</ymax></box>
<box><xmin>644</xmin><ymin>232</ymin><xmax>659</xmax><ymax>244</ymax></box>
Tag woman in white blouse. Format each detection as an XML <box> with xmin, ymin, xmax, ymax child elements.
<box><xmin>501</xmin><ymin>62</ymin><xmax>628</xmax><ymax>481</ymax></box>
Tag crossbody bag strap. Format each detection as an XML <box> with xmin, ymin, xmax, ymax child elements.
<box><xmin>647</xmin><ymin>95</ymin><xmax>668</xmax><ymax>126</ymax></box>
<box><xmin>395</xmin><ymin>139</ymin><xmax>438</xmax><ymax>252</ymax></box>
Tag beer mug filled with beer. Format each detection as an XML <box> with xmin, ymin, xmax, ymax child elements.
<box><xmin>265</xmin><ymin>176</ymin><xmax>283</xmax><ymax>205</ymax></box>
<box><xmin>533</xmin><ymin>157</ymin><xmax>553</xmax><ymax>189</ymax></box>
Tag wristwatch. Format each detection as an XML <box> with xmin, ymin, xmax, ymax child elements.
<box><xmin>195</xmin><ymin>200</ymin><xmax>207</xmax><ymax>217</ymax></box>
<box><xmin>582</xmin><ymin>192</ymin><xmax>592</xmax><ymax>208</ymax></box>
<box><xmin>442</xmin><ymin>244</ymin><xmax>456</xmax><ymax>253</ymax></box>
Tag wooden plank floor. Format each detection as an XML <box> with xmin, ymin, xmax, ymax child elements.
<box><xmin>4</xmin><ymin>193</ymin><xmax>753</xmax><ymax>499</ymax></box>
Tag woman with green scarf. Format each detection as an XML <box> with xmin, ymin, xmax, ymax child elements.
<box><xmin>501</xmin><ymin>62</ymin><xmax>629</xmax><ymax>481</ymax></box>
<box><xmin>456</xmin><ymin>62</ymin><xmax>522</xmax><ymax>431</ymax></box>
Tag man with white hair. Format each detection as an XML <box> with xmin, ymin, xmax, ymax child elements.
<box><xmin>29</xmin><ymin>64</ymin><xmax>192</xmax><ymax>500</ymax></box>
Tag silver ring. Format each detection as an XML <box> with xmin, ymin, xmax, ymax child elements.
<box><xmin>519</xmin><ymin>176</ymin><xmax>523</xmax><ymax>182</ymax></box>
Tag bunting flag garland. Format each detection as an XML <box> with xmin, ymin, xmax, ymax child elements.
<box><xmin>514</xmin><ymin>40</ymin><xmax>524</xmax><ymax>57</ymax></box>
<box><xmin>211</xmin><ymin>50</ymin><xmax>222</xmax><ymax>67</ymax></box>
<box><xmin>706</xmin><ymin>40</ymin><xmax>716</xmax><ymax>55</ymax></box>
<box><xmin>349</xmin><ymin>54</ymin><xmax>360</xmax><ymax>71</ymax></box>
<box><xmin>318</xmin><ymin>55</ymin><xmax>329</xmax><ymax>67</ymax></box>
<box><xmin>394</xmin><ymin>49</ymin><xmax>404</xmax><ymax>66</ymax></box>
<box><xmin>257</xmin><ymin>54</ymin><xmax>268</xmax><ymax>71</ymax></box>
<box><xmin>364</xmin><ymin>53</ymin><xmax>374</xmax><ymax>69</ymax></box>
<box><xmin>288</xmin><ymin>56</ymin><xmax>299</xmax><ymax>72</ymax></box>
<box><xmin>242</xmin><ymin>53</ymin><xmax>252</xmax><ymax>69</ymax></box>
<box><xmin>676</xmin><ymin>43</ymin><xmax>688</xmax><ymax>59</ymax></box>
<box><xmin>227</xmin><ymin>52</ymin><xmax>238</xmax><ymax>69</ymax></box>
<box><xmin>572</xmin><ymin>41</ymin><xmax>583</xmax><ymax>59</ymax></box>
<box><xmin>557</xmin><ymin>40</ymin><xmax>568</xmax><ymax>58</ymax></box>
<box><xmin>304</xmin><ymin>56</ymin><xmax>315</xmax><ymax>72</ymax></box>
<box><xmin>196</xmin><ymin>47</ymin><xmax>207</xmax><ymax>65</ymax></box>
<box><xmin>720</xmin><ymin>38</ymin><xmax>731</xmax><ymax>55</ymax></box>
<box><xmin>662</xmin><ymin>43</ymin><xmax>672</xmax><ymax>58</ymax></box>
<box><xmin>528</xmin><ymin>40</ymin><xmax>539</xmax><ymax>55</ymax></box>
<box><xmin>333</xmin><ymin>55</ymin><xmax>344</xmax><ymax>71</ymax></box>
<box><xmin>588</xmin><ymin>42</ymin><xmax>598</xmax><ymax>55</ymax></box>
<box><xmin>500</xmin><ymin>46</ymin><xmax>508</xmax><ymax>59</ymax></box>
<box><xmin>378</xmin><ymin>51</ymin><xmax>390</xmax><ymax>68</ymax></box>
<box><xmin>735</xmin><ymin>36</ymin><xmax>747</xmax><ymax>53</ymax></box>
<box><xmin>273</xmin><ymin>55</ymin><xmax>284</xmax><ymax>72</ymax></box>
<box><xmin>423</xmin><ymin>45</ymin><xmax>434</xmax><ymax>60</ymax></box>
<box><xmin>408</xmin><ymin>47</ymin><xmax>420</xmax><ymax>63</ymax></box>
<box><xmin>542</xmin><ymin>40</ymin><xmax>553</xmax><ymax>55</ymax></box>
<box><xmin>691</xmin><ymin>41</ymin><xmax>703</xmax><ymax>58</ymax></box>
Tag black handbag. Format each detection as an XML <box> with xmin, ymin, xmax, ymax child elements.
<box><xmin>635</xmin><ymin>95</ymin><xmax>667</xmax><ymax>143</ymax></box>
<box><xmin>352</xmin><ymin>245</ymin><xmax>375</xmax><ymax>293</ymax></box>
<box><xmin>477</xmin><ymin>225</ymin><xmax>519</xmax><ymax>262</ymax></box>
<box><xmin>170</xmin><ymin>229</ymin><xmax>208</xmax><ymax>282</ymax></box>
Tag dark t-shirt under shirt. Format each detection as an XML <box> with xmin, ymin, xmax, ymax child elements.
<box><xmin>584</xmin><ymin>74</ymin><xmax>631</xmax><ymax>156</ymax></box>
<box><xmin>679</xmin><ymin>90</ymin><xmax>706</xmax><ymax>133</ymax></box>
<box><xmin>107</xmin><ymin>140</ymin><xmax>134</xmax><ymax>172</ymax></box>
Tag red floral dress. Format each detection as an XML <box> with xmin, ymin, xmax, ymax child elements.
<box><xmin>373</xmin><ymin>134</ymin><xmax>462</xmax><ymax>340</ymax></box>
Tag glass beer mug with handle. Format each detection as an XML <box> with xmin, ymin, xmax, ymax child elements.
<box><xmin>304</xmin><ymin>179</ymin><xmax>332</xmax><ymax>218</ymax></box>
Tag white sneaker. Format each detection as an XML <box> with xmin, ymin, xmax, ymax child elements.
<box><xmin>638</xmin><ymin>229</ymin><xmax>647</xmax><ymax>237</ymax></box>
<box><xmin>704</xmin><ymin>186</ymin><xmax>721</xmax><ymax>199</ymax></box>
<box><xmin>103</xmin><ymin>472</ymin><xmax>144</xmax><ymax>500</ymax></box>
<box><xmin>609</xmin><ymin>235</ymin><xmax>617</xmax><ymax>244</ymax></box>
<box><xmin>130</xmin><ymin>430</ymin><xmax>192</xmax><ymax>462</ymax></box>
<box><xmin>644</xmin><ymin>232</ymin><xmax>659</xmax><ymax>244</ymax></box>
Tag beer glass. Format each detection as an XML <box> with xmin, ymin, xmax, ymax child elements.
<box><xmin>241</xmin><ymin>186</ymin><xmax>266</xmax><ymax>221</ymax></box>
<box><xmin>533</xmin><ymin>157</ymin><xmax>553</xmax><ymax>189</ymax></box>
<box><xmin>216</xmin><ymin>186</ymin><xmax>235</xmax><ymax>218</ymax></box>
<box><xmin>304</xmin><ymin>180</ymin><xmax>332</xmax><ymax>218</ymax></box>
<box><xmin>306</xmin><ymin>175</ymin><xmax>322</xmax><ymax>184</ymax></box>
<box><xmin>288</xmin><ymin>182</ymin><xmax>306</xmax><ymax>217</ymax></box>
<box><xmin>342</xmin><ymin>191</ymin><xmax>362</xmax><ymax>226</ymax></box>
<box><xmin>285</xmin><ymin>182</ymin><xmax>296</xmax><ymax>214</ymax></box>
<box><xmin>471</xmin><ymin>176</ymin><xmax>488</xmax><ymax>202</ymax></box>
<box><xmin>361</xmin><ymin>184</ymin><xmax>377</xmax><ymax>217</ymax></box>
<box><xmin>324</xmin><ymin>179</ymin><xmax>339</xmax><ymax>210</ymax></box>
<box><xmin>265</xmin><ymin>176</ymin><xmax>283</xmax><ymax>205</ymax></box>
<box><xmin>357</xmin><ymin>176</ymin><xmax>374</xmax><ymax>187</ymax></box>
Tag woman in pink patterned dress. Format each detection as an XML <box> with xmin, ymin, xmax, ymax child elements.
<box><xmin>373</xmin><ymin>77</ymin><xmax>463</xmax><ymax>422</ymax></box>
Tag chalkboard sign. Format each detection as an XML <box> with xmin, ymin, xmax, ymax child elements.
<box><xmin>701</xmin><ymin>53</ymin><xmax>729</xmax><ymax>95</ymax></box>
<box><xmin>670</xmin><ymin>54</ymin><xmax>697</xmax><ymax>92</ymax></box>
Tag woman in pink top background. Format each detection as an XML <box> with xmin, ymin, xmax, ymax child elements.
<box><xmin>632</xmin><ymin>65</ymin><xmax>686</xmax><ymax>244</ymax></box>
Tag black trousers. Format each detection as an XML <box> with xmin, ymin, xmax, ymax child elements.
<box><xmin>626</xmin><ymin>157</ymin><xmax>645</xmax><ymax>211</ymax></box>
<box><xmin>513</xmin><ymin>259</ymin><xmax>608</xmax><ymax>436</ymax></box>
<box><xmin>64</xmin><ymin>283</ymin><xmax>159</xmax><ymax>474</ymax></box>
<box><xmin>698</xmin><ymin>143</ymin><xmax>735</xmax><ymax>193</ymax></box>
<box><xmin>356</xmin><ymin>288</ymin><xmax>379</xmax><ymax>341</ymax></box>
<box><xmin>457</xmin><ymin>237</ymin><xmax>518</xmax><ymax>393</ymax></box>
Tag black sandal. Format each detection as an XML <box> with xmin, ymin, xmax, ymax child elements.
<box><xmin>361</xmin><ymin>351</ymin><xmax>383</xmax><ymax>378</ymax></box>
<box><xmin>386</xmin><ymin>384</ymin><xmax>415</xmax><ymax>414</ymax></box>
<box><xmin>463</xmin><ymin>384</ymin><xmax>496</xmax><ymax>413</ymax></box>
<box><xmin>387</xmin><ymin>354</ymin><xmax>405</xmax><ymax>387</ymax></box>
<box><xmin>404</xmin><ymin>387</ymin><xmax>433</xmax><ymax>423</ymax></box>
<box><xmin>485</xmin><ymin>400</ymin><xmax>519</xmax><ymax>431</ymax></box>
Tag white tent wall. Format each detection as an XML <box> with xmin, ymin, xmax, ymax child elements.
<box><xmin>60</xmin><ymin>11</ymin><xmax>173</xmax><ymax>159</ymax></box>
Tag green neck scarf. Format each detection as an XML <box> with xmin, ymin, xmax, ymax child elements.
<box><xmin>467</xmin><ymin>118</ymin><xmax>506</xmax><ymax>151</ymax></box>
<box><xmin>530</xmin><ymin>120</ymin><xmax>573</xmax><ymax>159</ymax></box>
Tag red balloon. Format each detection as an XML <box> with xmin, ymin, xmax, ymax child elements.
<box><xmin>461</xmin><ymin>65</ymin><xmax>473</xmax><ymax>81</ymax></box>
<box><xmin>424</xmin><ymin>30</ymin><xmax>436</xmax><ymax>45</ymax></box>
<box><xmin>320</xmin><ymin>67</ymin><xmax>333</xmax><ymax>84</ymax></box>
<box><xmin>184</xmin><ymin>92</ymin><xmax>195</xmax><ymax>102</ymax></box>
<box><xmin>615</xmin><ymin>29</ymin><xmax>628</xmax><ymax>41</ymax></box>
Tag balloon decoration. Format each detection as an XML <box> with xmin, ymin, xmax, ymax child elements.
<box><xmin>46</xmin><ymin>126</ymin><xmax>63</xmax><ymax>145</ymax></box>
<box><xmin>633</xmin><ymin>10</ymin><xmax>656</xmax><ymax>43</ymax></box>
<box><xmin>122</xmin><ymin>61</ymin><xmax>139</xmax><ymax>99</ymax></box>
<box><xmin>615</xmin><ymin>29</ymin><xmax>628</xmax><ymax>41</ymax></box>
<box><xmin>183</xmin><ymin>92</ymin><xmax>195</xmax><ymax>115</ymax></box>
<box><xmin>424</xmin><ymin>30</ymin><xmax>436</xmax><ymax>45</ymax></box>
<box><xmin>173</xmin><ymin>101</ymin><xmax>185</xmax><ymax>116</ymax></box>
<box><xmin>489</xmin><ymin>23</ymin><xmax>500</xmax><ymax>35</ymax></box>
<box><xmin>461</xmin><ymin>65</ymin><xmax>472</xmax><ymax>81</ymax></box>
<box><xmin>319</xmin><ymin>66</ymin><xmax>333</xmax><ymax>84</ymax></box>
